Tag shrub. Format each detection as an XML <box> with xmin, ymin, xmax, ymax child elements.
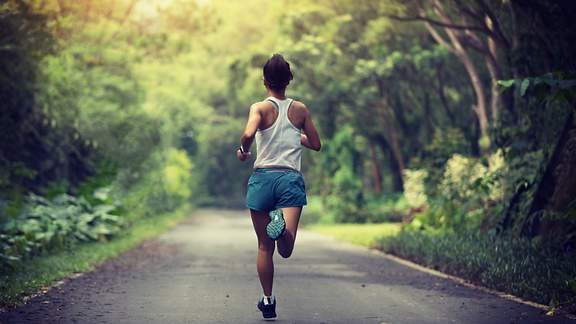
<box><xmin>325</xmin><ymin>167</ymin><xmax>367</xmax><ymax>223</ymax></box>
<box><xmin>120</xmin><ymin>148</ymin><xmax>195</xmax><ymax>217</ymax></box>
<box><xmin>301</xmin><ymin>196</ymin><xmax>334</xmax><ymax>226</ymax></box>
<box><xmin>411</xmin><ymin>128</ymin><xmax>470</xmax><ymax>198</ymax></box>
<box><xmin>403</xmin><ymin>169</ymin><xmax>428</xmax><ymax>208</ymax></box>
<box><xmin>317</xmin><ymin>127</ymin><xmax>367</xmax><ymax>223</ymax></box>
<box><xmin>0</xmin><ymin>191</ymin><xmax>122</xmax><ymax>271</ymax></box>
<box><xmin>408</xmin><ymin>151</ymin><xmax>507</xmax><ymax>231</ymax></box>
<box><xmin>303</xmin><ymin>194</ymin><xmax>409</xmax><ymax>226</ymax></box>
<box><xmin>364</xmin><ymin>193</ymin><xmax>409</xmax><ymax>223</ymax></box>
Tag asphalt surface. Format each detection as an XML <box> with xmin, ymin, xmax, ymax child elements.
<box><xmin>0</xmin><ymin>209</ymin><xmax>571</xmax><ymax>324</ymax></box>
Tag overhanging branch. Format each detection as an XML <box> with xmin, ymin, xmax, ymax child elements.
<box><xmin>384</xmin><ymin>14</ymin><xmax>488</xmax><ymax>34</ymax></box>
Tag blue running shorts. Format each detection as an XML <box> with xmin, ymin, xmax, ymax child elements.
<box><xmin>246</xmin><ymin>168</ymin><xmax>307</xmax><ymax>211</ymax></box>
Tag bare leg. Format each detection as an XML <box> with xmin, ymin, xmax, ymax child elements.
<box><xmin>277</xmin><ymin>206</ymin><xmax>302</xmax><ymax>258</ymax></box>
<box><xmin>250</xmin><ymin>209</ymin><xmax>275</xmax><ymax>296</ymax></box>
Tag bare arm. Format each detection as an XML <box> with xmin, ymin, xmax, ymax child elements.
<box><xmin>301</xmin><ymin>107</ymin><xmax>321</xmax><ymax>151</ymax></box>
<box><xmin>237</xmin><ymin>104</ymin><xmax>261</xmax><ymax>161</ymax></box>
<box><xmin>301</xmin><ymin>134</ymin><xmax>319</xmax><ymax>150</ymax></box>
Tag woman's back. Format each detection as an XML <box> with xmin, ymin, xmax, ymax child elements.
<box><xmin>254</xmin><ymin>97</ymin><xmax>305</xmax><ymax>171</ymax></box>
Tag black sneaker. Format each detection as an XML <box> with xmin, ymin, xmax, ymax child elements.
<box><xmin>257</xmin><ymin>296</ymin><xmax>277</xmax><ymax>320</ymax></box>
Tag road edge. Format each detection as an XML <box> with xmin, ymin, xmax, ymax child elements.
<box><xmin>368</xmin><ymin>249</ymin><xmax>576</xmax><ymax>320</ymax></box>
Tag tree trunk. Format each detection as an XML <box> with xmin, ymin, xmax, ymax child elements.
<box><xmin>484</xmin><ymin>59</ymin><xmax>500</xmax><ymax>124</ymax></box>
<box><xmin>525</xmin><ymin>111</ymin><xmax>576</xmax><ymax>237</ymax></box>
<box><xmin>424</xmin><ymin>1</ymin><xmax>491</xmax><ymax>148</ymax></box>
<box><xmin>374</xmin><ymin>135</ymin><xmax>404</xmax><ymax>192</ymax></box>
<box><xmin>369</xmin><ymin>143</ymin><xmax>383</xmax><ymax>194</ymax></box>
<box><xmin>373</xmin><ymin>97</ymin><xmax>406</xmax><ymax>177</ymax></box>
<box><xmin>453</xmin><ymin>45</ymin><xmax>490</xmax><ymax>143</ymax></box>
<box><xmin>436</xmin><ymin>63</ymin><xmax>458</xmax><ymax>126</ymax></box>
<box><xmin>424</xmin><ymin>28</ymin><xmax>490</xmax><ymax>144</ymax></box>
<box><xmin>422</xmin><ymin>90</ymin><xmax>435</xmax><ymax>139</ymax></box>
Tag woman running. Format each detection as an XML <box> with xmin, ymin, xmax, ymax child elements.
<box><xmin>236</xmin><ymin>53</ymin><xmax>321</xmax><ymax>320</ymax></box>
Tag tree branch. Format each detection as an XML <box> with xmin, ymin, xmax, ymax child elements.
<box><xmin>474</xmin><ymin>0</ymin><xmax>511</xmax><ymax>49</ymax></box>
<box><xmin>384</xmin><ymin>14</ymin><xmax>488</xmax><ymax>33</ymax></box>
<box><xmin>425</xmin><ymin>23</ymin><xmax>451</xmax><ymax>51</ymax></box>
<box><xmin>458</xmin><ymin>34</ymin><xmax>489</xmax><ymax>56</ymax></box>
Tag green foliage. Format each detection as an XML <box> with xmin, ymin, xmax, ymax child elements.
<box><xmin>439</xmin><ymin>153</ymin><xmax>504</xmax><ymax>227</ymax></box>
<box><xmin>308</xmin><ymin>222</ymin><xmax>401</xmax><ymax>247</ymax></box>
<box><xmin>498</xmin><ymin>73</ymin><xmax>576</xmax><ymax>105</ymax></box>
<box><xmin>0</xmin><ymin>204</ymin><xmax>190</xmax><ymax>307</ymax></box>
<box><xmin>0</xmin><ymin>190</ymin><xmax>122</xmax><ymax>271</ymax></box>
<box><xmin>194</xmin><ymin>118</ymin><xmax>253</xmax><ymax>207</ymax></box>
<box><xmin>75</xmin><ymin>161</ymin><xmax>118</xmax><ymax>205</ymax></box>
<box><xmin>0</xmin><ymin>1</ymin><xmax>92</xmax><ymax>196</ymax></box>
<box><xmin>303</xmin><ymin>194</ymin><xmax>409</xmax><ymax>226</ymax></box>
<box><xmin>317</xmin><ymin>127</ymin><xmax>367</xmax><ymax>223</ymax></box>
<box><xmin>403</xmin><ymin>169</ymin><xmax>428</xmax><ymax>208</ymax></box>
<box><xmin>411</xmin><ymin>128</ymin><xmax>470</xmax><ymax>198</ymax></box>
<box><xmin>495</xmin><ymin>73</ymin><xmax>573</xmax><ymax>236</ymax></box>
<box><xmin>117</xmin><ymin>149</ymin><xmax>196</xmax><ymax>218</ymax></box>
<box><xmin>162</xmin><ymin>149</ymin><xmax>194</xmax><ymax>201</ymax></box>
<box><xmin>326</xmin><ymin>167</ymin><xmax>367</xmax><ymax>223</ymax></box>
<box><xmin>363</xmin><ymin>193</ymin><xmax>410</xmax><ymax>223</ymax></box>
<box><xmin>300</xmin><ymin>196</ymin><xmax>334</xmax><ymax>226</ymax></box>
<box><xmin>379</xmin><ymin>229</ymin><xmax>576</xmax><ymax>308</ymax></box>
<box><xmin>408</xmin><ymin>151</ymin><xmax>506</xmax><ymax>231</ymax></box>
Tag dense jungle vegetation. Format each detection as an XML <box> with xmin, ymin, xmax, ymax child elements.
<box><xmin>1</xmin><ymin>0</ymin><xmax>575</xmax><ymax>312</ymax></box>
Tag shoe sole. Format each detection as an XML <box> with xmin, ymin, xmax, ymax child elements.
<box><xmin>257</xmin><ymin>304</ymin><xmax>277</xmax><ymax>319</ymax></box>
<box><xmin>262</xmin><ymin>313</ymin><xmax>277</xmax><ymax>319</ymax></box>
<box><xmin>266</xmin><ymin>218</ymin><xmax>285</xmax><ymax>240</ymax></box>
<box><xmin>266</xmin><ymin>210</ymin><xmax>285</xmax><ymax>240</ymax></box>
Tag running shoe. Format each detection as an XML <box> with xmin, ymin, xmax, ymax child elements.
<box><xmin>266</xmin><ymin>209</ymin><xmax>285</xmax><ymax>240</ymax></box>
<box><xmin>257</xmin><ymin>296</ymin><xmax>277</xmax><ymax>319</ymax></box>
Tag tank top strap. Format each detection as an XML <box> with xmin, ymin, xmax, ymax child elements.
<box><xmin>282</xmin><ymin>99</ymin><xmax>294</xmax><ymax>126</ymax></box>
<box><xmin>266</xmin><ymin>97</ymin><xmax>294</xmax><ymax>124</ymax></box>
<box><xmin>266</xmin><ymin>96</ymin><xmax>292</xmax><ymax>108</ymax></box>
<box><xmin>266</xmin><ymin>97</ymin><xmax>280</xmax><ymax>111</ymax></box>
<box><xmin>285</xmin><ymin>98</ymin><xmax>294</xmax><ymax>117</ymax></box>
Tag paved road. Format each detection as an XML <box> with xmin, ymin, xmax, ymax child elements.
<box><xmin>0</xmin><ymin>209</ymin><xmax>570</xmax><ymax>324</ymax></box>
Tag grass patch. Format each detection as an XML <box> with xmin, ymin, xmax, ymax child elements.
<box><xmin>306</xmin><ymin>223</ymin><xmax>401</xmax><ymax>248</ymax></box>
<box><xmin>0</xmin><ymin>204</ymin><xmax>191</xmax><ymax>307</ymax></box>
<box><xmin>377</xmin><ymin>229</ymin><xmax>576</xmax><ymax>310</ymax></box>
<box><xmin>301</xmin><ymin>195</ymin><xmax>409</xmax><ymax>226</ymax></box>
<box><xmin>307</xmin><ymin>222</ymin><xmax>576</xmax><ymax>312</ymax></box>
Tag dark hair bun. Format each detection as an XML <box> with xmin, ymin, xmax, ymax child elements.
<box><xmin>263</xmin><ymin>54</ymin><xmax>293</xmax><ymax>91</ymax></box>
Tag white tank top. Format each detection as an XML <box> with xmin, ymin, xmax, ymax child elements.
<box><xmin>254</xmin><ymin>97</ymin><xmax>302</xmax><ymax>171</ymax></box>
